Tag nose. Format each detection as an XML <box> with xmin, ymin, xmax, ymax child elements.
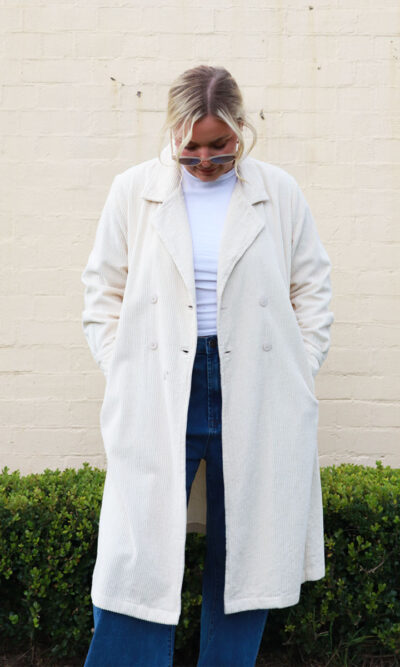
<box><xmin>197</xmin><ymin>147</ymin><xmax>213</xmax><ymax>164</ymax></box>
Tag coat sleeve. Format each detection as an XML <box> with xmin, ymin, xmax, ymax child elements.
<box><xmin>80</xmin><ymin>174</ymin><xmax>128</xmax><ymax>378</ymax></box>
<box><xmin>289</xmin><ymin>181</ymin><xmax>334</xmax><ymax>378</ymax></box>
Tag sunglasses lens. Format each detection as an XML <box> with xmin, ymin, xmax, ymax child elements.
<box><xmin>177</xmin><ymin>154</ymin><xmax>235</xmax><ymax>166</ymax></box>
<box><xmin>178</xmin><ymin>157</ymin><xmax>200</xmax><ymax>165</ymax></box>
<box><xmin>210</xmin><ymin>155</ymin><xmax>235</xmax><ymax>164</ymax></box>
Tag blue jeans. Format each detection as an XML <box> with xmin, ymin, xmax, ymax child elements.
<box><xmin>84</xmin><ymin>334</ymin><xmax>269</xmax><ymax>666</ymax></box>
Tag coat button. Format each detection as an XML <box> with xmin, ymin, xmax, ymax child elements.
<box><xmin>263</xmin><ymin>343</ymin><xmax>272</xmax><ymax>351</ymax></box>
<box><xmin>150</xmin><ymin>341</ymin><xmax>158</xmax><ymax>350</ymax></box>
<box><xmin>259</xmin><ymin>296</ymin><xmax>268</xmax><ymax>307</ymax></box>
<box><xmin>151</xmin><ymin>294</ymin><xmax>158</xmax><ymax>303</ymax></box>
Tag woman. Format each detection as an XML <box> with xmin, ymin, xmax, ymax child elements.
<box><xmin>81</xmin><ymin>65</ymin><xmax>334</xmax><ymax>666</ymax></box>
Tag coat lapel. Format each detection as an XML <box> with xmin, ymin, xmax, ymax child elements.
<box><xmin>142</xmin><ymin>144</ymin><xmax>270</xmax><ymax>307</ymax></box>
<box><xmin>216</xmin><ymin>175</ymin><xmax>270</xmax><ymax>305</ymax></box>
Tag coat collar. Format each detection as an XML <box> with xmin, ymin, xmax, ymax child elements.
<box><xmin>142</xmin><ymin>144</ymin><xmax>271</xmax><ymax>310</ymax></box>
<box><xmin>142</xmin><ymin>144</ymin><xmax>270</xmax><ymax>206</ymax></box>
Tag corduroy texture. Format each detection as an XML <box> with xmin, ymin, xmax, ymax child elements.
<box><xmin>81</xmin><ymin>144</ymin><xmax>334</xmax><ymax>624</ymax></box>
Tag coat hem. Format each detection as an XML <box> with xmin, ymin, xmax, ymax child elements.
<box><xmin>224</xmin><ymin>573</ymin><xmax>325</xmax><ymax>613</ymax></box>
<box><xmin>302</xmin><ymin>566</ymin><xmax>326</xmax><ymax>583</ymax></box>
<box><xmin>91</xmin><ymin>590</ymin><xmax>180</xmax><ymax>625</ymax></box>
<box><xmin>91</xmin><ymin>567</ymin><xmax>325</xmax><ymax>624</ymax></box>
<box><xmin>224</xmin><ymin>592</ymin><xmax>301</xmax><ymax>613</ymax></box>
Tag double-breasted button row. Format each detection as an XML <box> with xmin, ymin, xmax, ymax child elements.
<box><xmin>150</xmin><ymin>341</ymin><xmax>271</xmax><ymax>352</ymax></box>
<box><xmin>151</xmin><ymin>295</ymin><xmax>267</xmax><ymax>308</ymax></box>
<box><xmin>148</xmin><ymin>295</ymin><xmax>270</xmax><ymax>351</ymax></box>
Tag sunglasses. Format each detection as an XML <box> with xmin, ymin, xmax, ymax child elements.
<box><xmin>175</xmin><ymin>154</ymin><xmax>236</xmax><ymax>166</ymax></box>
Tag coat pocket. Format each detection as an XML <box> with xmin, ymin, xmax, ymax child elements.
<box><xmin>294</xmin><ymin>324</ymin><xmax>318</xmax><ymax>405</ymax></box>
<box><xmin>99</xmin><ymin>333</ymin><xmax>118</xmax><ymax>380</ymax></box>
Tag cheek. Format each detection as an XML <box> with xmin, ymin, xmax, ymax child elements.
<box><xmin>224</xmin><ymin>136</ymin><xmax>237</xmax><ymax>148</ymax></box>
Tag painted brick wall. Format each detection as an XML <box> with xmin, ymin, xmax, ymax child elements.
<box><xmin>1</xmin><ymin>0</ymin><xmax>399</xmax><ymax>473</ymax></box>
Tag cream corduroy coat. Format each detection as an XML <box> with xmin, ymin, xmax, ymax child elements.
<box><xmin>81</xmin><ymin>144</ymin><xmax>334</xmax><ymax>625</ymax></box>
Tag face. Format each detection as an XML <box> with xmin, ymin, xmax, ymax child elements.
<box><xmin>173</xmin><ymin>114</ymin><xmax>239</xmax><ymax>182</ymax></box>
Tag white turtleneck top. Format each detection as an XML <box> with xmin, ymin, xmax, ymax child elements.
<box><xmin>181</xmin><ymin>165</ymin><xmax>237</xmax><ymax>336</ymax></box>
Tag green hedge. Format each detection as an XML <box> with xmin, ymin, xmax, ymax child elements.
<box><xmin>0</xmin><ymin>461</ymin><xmax>399</xmax><ymax>666</ymax></box>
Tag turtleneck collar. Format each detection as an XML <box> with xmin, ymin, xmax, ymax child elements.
<box><xmin>181</xmin><ymin>165</ymin><xmax>237</xmax><ymax>189</ymax></box>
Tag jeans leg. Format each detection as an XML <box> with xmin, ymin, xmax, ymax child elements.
<box><xmin>186</xmin><ymin>343</ymin><xmax>209</xmax><ymax>505</ymax></box>
<box><xmin>84</xmin><ymin>604</ymin><xmax>176</xmax><ymax>667</ymax></box>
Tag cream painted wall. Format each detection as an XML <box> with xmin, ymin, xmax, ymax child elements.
<box><xmin>1</xmin><ymin>1</ymin><xmax>399</xmax><ymax>474</ymax></box>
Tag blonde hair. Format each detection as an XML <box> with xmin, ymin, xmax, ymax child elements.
<box><xmin>158</xmin><ymin>65</ymin><xmax>257</xmax><ymax>181</ymax></box>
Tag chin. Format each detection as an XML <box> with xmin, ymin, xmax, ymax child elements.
<box><xmin>193</xmin><ymin>167</ymin><xmax>221</xmax><ymax>181</ymax></box>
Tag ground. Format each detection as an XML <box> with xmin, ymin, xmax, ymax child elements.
<box><xmin>1</xmin><ymin>648</ymin><xmax>398</xmax><ymax>667</ymax></box>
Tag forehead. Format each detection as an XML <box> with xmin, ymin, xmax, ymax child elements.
<box><xmin>175</xmin><ymin>114</ymin><xmax>234</xmax><ymax>144</ymax></box>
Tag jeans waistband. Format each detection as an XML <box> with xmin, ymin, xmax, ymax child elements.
<box><xmin>196</xmin><ymin>335</ymin><xmax>219</xmax><ymax>355</ymax></box>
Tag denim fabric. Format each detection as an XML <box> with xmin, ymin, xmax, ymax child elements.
<box><xmin>84</xmin><ymin>334</ymin><xmax>269</xmax><ymax>666</ymax></box>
